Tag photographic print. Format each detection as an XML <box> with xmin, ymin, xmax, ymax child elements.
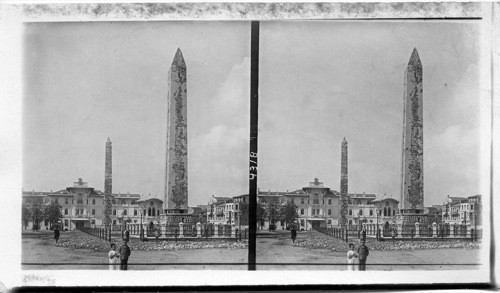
<box><xmin>21</xmin><ymin>21</ymin><xmax>250</xmax><ymax>270</ymax></box>
<box><xmin>257</xmin><ymin>20</ymin><xmax>490</xmax><ymax>273</ymax></box>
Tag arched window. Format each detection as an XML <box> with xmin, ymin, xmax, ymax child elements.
<box><xmin>328</xmin><ymin>199</ymin><xmax>332</xmax><ymax>205</ymax></box>
<box><xmin>92</xmin><ymin>199</ymin><xmax>96</xmax><ymax>205</ymax></box>
<box><xmin>300</xmin><ymin>208</ymin><xmax>304</xmax><ymax>215</ymax></box>
<box><xmin>92</xmin><ymin>209</ymin><xmax>95</xmax><ymax>215</ymax></box>
<box><xmin>349</xmin><ymin>209</ymin><xmax>352</xmax><ymax>216</ymax></box>
<box><xmin>152</xmin><ymin>207</ymin><xmax>155</xmax><ymax>216</ymax></box>
<box><xmin>157</xmin><ymin>209</ymin><xmax>160</xmax><ymax>216</ymax></box>
<box><xmin>301</xmin><ymin>198</ymin><xmax>305</xmax><ymax>204</ymax></box>
<box><xmin>123</xmin><ymin>209</ymin><xmax>127</xmax><ymax>216</ymax></box>
<box><xmin>148</xmin><ymin>207</ymin><xmax>151</xmax><ymax>216</ymax></box>
<box><xmin>328</xmin><ymin>209</ymin><xmax>331</xmax><ymax>216</ymax></box>
<box><xmin>388</xmin><ymin>207</ymin><xmax>391</xmax><ymax>216</ymax></box>
<box><xmin>393</xmin><ymin>210</ymin><xmax>396</xmax><ymax>216</ymax></box>
<box><xmin>134</xmin><ymin>210</ymin><xmax>137</xmax><ymax>216</ymax></box>
<box><xmin>113</xmin><ymin>209</ymin><xmax>116</xmax><ymax>216</ymax></box>
<box><xmin>370</xmin><ymin>209</ymin><xmax>373</xmax><ymax>216</ymax></box>
<box><xmin>359</xmin><ymin>210</ymin><xmax>363</xmax><ymax>216</ymax></box>
<box><xmin>384</xmin><ymin>207</ymin><xmax>387</xmax><ymax>216</ymax></box>
<box><xmin>64</xmin><ymin>208</ymin><xmax>68</xmax><ymax>215</ymax></box>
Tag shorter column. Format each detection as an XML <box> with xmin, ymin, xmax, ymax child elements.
<box><xmin>432</xmin><ymin>222</ymin><xmax>437</xmax><ymax>238</ymax></box>
<box><xmin>450</xmin><ymin>223</ymin><xmax>455</xmax><ymax>238</ymax></box>
<box><xmin>397</xmin><ymin>224</ymin><xmax>402</xmax><ymax>239</ymax></box>
<box><xmin>231</xmin><ymin>223</ymin><xmax>236</xmax><ymax>238</ymax></box>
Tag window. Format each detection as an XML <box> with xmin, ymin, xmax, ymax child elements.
<box><xmin>328</xmin><ymin>199</ymin><xmax>332</xmax><ymax>205</ymax></box>
<box><xmin>349</xmin><ymin>209</ymin><xmax>352</xmax><ymax>216</ymax></box>
<box><xmin>72</xmin><ymin>199</ymin><xmax>74</xmax><ymax>204</ymax></box>
<box><xmin>387</xmin><ymin>207</ymin><xmax>391</xmax><ymax>216</ymax></box>
<box><xmin>55</xmin><ymin>198</ymin><xmax>59</xmax><ymax>204</ymax></box>
<box><xmin>113</xmin><ymin>209</ymin><xmax>116</xmax><ymax>216</ymax></box>
<box><xmin>157</xmin><ymin>210</ymin><xmax>160</xmax><ymax>216</ymax></box>
<box><xmin>311</xmin><ymin>209</ymin><xmax>315</xmax><ymax>215</ymax></box>
<box><xmin>75</xmin><ymin>209</ymin><xmax>79</xmax><ymax>215</ymax></box>
<box><xmin>77</xmin><ymin>194</ymin><xmax>83</xmax><ymax>204</ymax></box>
<box><xmin>124</xmin><ymin>209</ymin><xmax>127</xmax><ymax>216</ymax></box>
<box><xmin>121</xmin><ymin>199</ymin><xmax>126</xmax><ymax>205</ymax></box>
<box><xmin>92</xmin><ymin>209</ymin><xmax>95</xmax><ymax>215</ymax></box>
<box><xmin>86</xmin><ymin>199</ymin><xmax>88</xmax><ymax>205</ymax></box>
<box><xmin>64</xmin><ymin>219</ymin><xmax>68</xmax><ymax>226</ymax></box>
<box><xmin>301</xmin><ymin>198</ymin><xmax>305</xmax><ymax>205</ymax></box>
<box><xmin>300</xmin><ymin>208</ymin><xmax>304</xmax><ymax>215</ymax></box>
<box><xmin>91</xmin><ymin>219</ymin><xmax>95</xmax><ymax>225</ymax></box>
<box><xmin>370</xmin><ymin>210</ymin><xmax>373</xmax><ymax>216</ymax></box>
<box><xmin>322</xmin><ymin>199</ymin><xmax>324</xmax><ymax>205</ymax></box>
<box><xmin>308</xmin><ymin>199</ymin><xmax>310</xmax><ymax>204</ymax></box>
<box><xmin>328</xmin><ymin>219</ymin><xmax>331</xmax><ymax>225</ymax></box>
<box><xmin>92</xmin><ymin>199</ymin><xmax>96</xmax><ymax>205</ymax></box>
<box><xmin>359</xmin><ymin>210</ymin><xmax>363</xmax><ymax>216</ymax></box>
<box><xmin>313</xmin><ymin>196</ymin><xmax>319</xmax><ymax>205</ymax></box>
<box><xmin>113</xmin><ymin>220</ymin><xmax>116</xmax><ymax>225</ymax></box>
<box><xmin>384</xmin><ymin>207</ymin><xmax>387</xmax><ymax>216</ymax></box>
<box><xmin>65</xmin><ymin>198</ymin><xmax>68</xmax><ymax>204</ymax></box>
<box><xmin>134</xmin><ymin>210</ymin><xmax>137</xmax><ymax>216</ymax></box>
<box><xmin>328</xmin><ymin>209</ymin><xmax>331</xmax><ymax>216</ymax></box>
<box><xmin>64</xmin><ymin>208</ymin><xmax>68</xmax><ymax>215</ymax></box>
<box><xmin>393</xmin><ymin>210</ymin><xmax>396</xmax><ymax>216</ymax></box>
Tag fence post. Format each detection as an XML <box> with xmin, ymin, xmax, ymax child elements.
<box><xmin>432</xmin><ymin>222</ymin><xmax>437</xmax><ymax>238</ymax></box>
<box><xmin>178</xmin><ymin>222</ymin><xmax>184</xmax><ymax>238</ymax></box>
<box><xmin>196</xmin><ymin>222</ymin><xmax>202</xmax><ymax>238</ymax></box>
<box><xmin>414</xmin><ymin>222</ymin><xmax>420</xmax><ymax>238</ymax></box>
<box><xmin>345</xmin><ymin>228</ymin><xmax>348</xmax><ymax>243</ymax></box>
<box><xmin>450</xmin><ymin>224</ymin><xmax>455</xmax><ymax>238</ymax></box>
<box><xmin>397</xmin><ymin>223</ymin><xmax>402</xmax><ymax>239</ymax></box>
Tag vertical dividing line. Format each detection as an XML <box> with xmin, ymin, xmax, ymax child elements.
<box><xmin>248</xmin><ymin>21</ymin><xmax>260</xmax><ymax>271</ymax></box>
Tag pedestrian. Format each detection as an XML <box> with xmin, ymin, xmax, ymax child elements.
<box><xmin>108</xmin><ymin>243</ymin><xmax>120</xmax><ymax>270</ymax></box>
<box><xmin>119</xmin><ymin>239</ymin><xmax>131</xmax><ymax>270</ymax></box>
<box><xmin>357</xmin><ymin>240</ymin><xmax>369</xmax><ymax>271</ymax></box>
<box><xmin>124</xmin><ymin>228</ymin><xmax>130</xmax><ymax>242</ymax></box>
<box><xmin>155</xmin><ymin>228</ymin><xmax>160</xmax><ymax>242</ymax></box>
<box><xmin>53</xmin><ymin>227</ymin><xmax>60</xmax><ymax>244</ymax></box>
<box><xmin>291</xmin><ymin>226</ymin><xmax>297</xmax><ymax>244</ymax></box>
<box><xmin>346</xmin><ymin>243</ymin><xmax>358</xmax><ymax>271</ymax></box>
<box><xmin>362</xmin><ymin>228</ymin><xmax>367</xmax><ymax>242</ymax></box>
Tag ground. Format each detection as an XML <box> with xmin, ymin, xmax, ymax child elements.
<box><xmin>22</xmin><ymin>229</ymin><xmax>482</xmax><ymax>270</ymax></box>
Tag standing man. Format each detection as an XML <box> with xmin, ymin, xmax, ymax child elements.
<box><xmin>291</xmin><ymin>226</ymin><xmax>297</xmax><ymax>244</ymax></box>
<box><xmin>357</xmin><ymin>240</ymin><xmax>369</xmax><ymax>271</ymax></box>
<box><xmin>119</xmin><ymin>239</ymin><xmax>131</xmax><ymax>270</ymax></box>
<box><xmin>53</xmin><ymin>227</ymin><xmax>60</xmax><ymax>244</ymax></box>
<box><xmin>124</xmin><ymin>227</ymin><xmax>130</xmax><ymax>242</ymax></box>
<box><xmin>361</xmin><ymin>228</ymin><xmax>367</xmax><ymax>242</ymax></box>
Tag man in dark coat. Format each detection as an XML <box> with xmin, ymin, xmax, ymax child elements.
<box><xmin>124</xmin><ymin>228</ymin><xmax>130</xmax><ymax>242</ymax></box>
<box><xmin>291</xmin><ymin>226</ymin><xmax>297</xmax><ymax>244</ymax></box>
<box><xmin>357</xmin><ymin>240</ymin><xmax>369</xmax><ymax>271</ymax></box>
<box><xmin>119</xmin><ymin>240</ymin><xmax>131</xmax><ymax>270</ymax></box>
<box><xmin>53</xmin><ymin>227</ymin><xmax>60</xmax><ymax>244</ymax></box>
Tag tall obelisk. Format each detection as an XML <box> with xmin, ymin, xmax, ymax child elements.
<box><xmin>104</xmin><ymin>137</ymin><xmax>112</xmax><ymax>227</ymax></box>
<box><xmin>164</xmin><ymin>48</ymin><xmax>188</xmax><ymax>215</ymax></box>
<box><xmin>339</xmin><ymin>137</ymin><xmax>348</xmax><ymax>228</ymax></box>
<box><xmin>400</xmin><ymin>48</ymin><xmax>424</xmax><ymax>221</ymax></box>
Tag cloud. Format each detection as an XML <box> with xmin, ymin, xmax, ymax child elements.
<box><xmin>425</xmin><ymin>124</ymin><xmax>481</xmax><ymax>204</ymax></box>
<box><xmin>189</xmin><ymin>57</ymin><xmax>250</xmax><ymax>204</ymax></box>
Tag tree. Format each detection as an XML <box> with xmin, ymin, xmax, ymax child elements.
<box><xmin>44</xmin><ymin>200</ymin><xmax>62</xmax><ymax>228</ymax></box>
<box><xmin>264</xmin><ymin>198</ymin><xmax>281</xmax><ymax>231</ymax></box>
<box><xmin>280</xmin><ymin>200</ymin><xmax>299</xmax><ymax>228</ymax></box>
<box><xmin>29</xmin><ymin>197</ymin><xmax>45</xmax><ymax>231</ymax></box>
<box><xmin>22</xmin><ymin>202</ymin><xmax>31</xmax><ymax>230</ymax></box>
<box><xmin>256</xmin><ymin>201</ymin><xmax>267</xmax><ymax>230</ymax></box>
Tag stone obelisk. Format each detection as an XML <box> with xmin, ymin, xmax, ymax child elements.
<box><xmin>400</xmin><ymin>48</ymin><xmax>424</xmax><ymax>223</ymax></box>
<box><xmin>164</xmin><ymin>48</ymin><xmax>188</xmax><ymax>216</ymax></box>
<box><xmin>339</xmin><ymin>137</ymin><xmax>348</xmax><ymax>228</ymax></box>
<box><xmin>104</xmin><ymin>137</ymin><xmax>112</xmax><ymax>227</ymax></box>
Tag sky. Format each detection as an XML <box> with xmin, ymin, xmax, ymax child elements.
<box><xmin>259</xmin><ymin>21</ymin><xmax>485</xmax><ymax>206</ymax></box>
<box><xmin>23</xmin><ymin>22</ymin><xmax>250</xmax><ymax>206</ymax></box>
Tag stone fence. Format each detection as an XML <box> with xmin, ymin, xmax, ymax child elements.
<box><xmin>87</xmin><ymin>222</ymin><xmax>248</xmax><ymax>241</ymax></box>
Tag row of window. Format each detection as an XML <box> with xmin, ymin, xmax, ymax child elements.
<box><xmin>291</xmin><ymin>198</ymin><xmax>335</xmax><ymax>205</ymax></box>
<box><xmin>55</xmin><ymin>198</ymin><xmax>98</xmax><ymax>205</ymax></box>
<box><xmin>62</xmin><ymin>207</ymin><xmax>162</xmax><ymax>217</ymax></box>
<box><xmin>296</xmin><ymin>207</ymin><xmax>397</xmax><ymax>217</ymax></box>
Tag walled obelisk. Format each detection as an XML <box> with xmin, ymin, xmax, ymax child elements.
<box><xmin>164</xmin><ymin>48</ymin><xmax>188</xmax><ymax>215</ymax></box>
<box><xmin>400</xmin><ymin>48</ymin><xmax>424</xmax><ymax>223</ymax></box>
<box><xmin>339</xmin><ymin>137</ymin><xmax>348</xmax><ymax>228</ymax></box>
<box><xmin>104</xmin><ymin>137</ymin><xmax>112</xmax><ymax>227</ymax></box>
